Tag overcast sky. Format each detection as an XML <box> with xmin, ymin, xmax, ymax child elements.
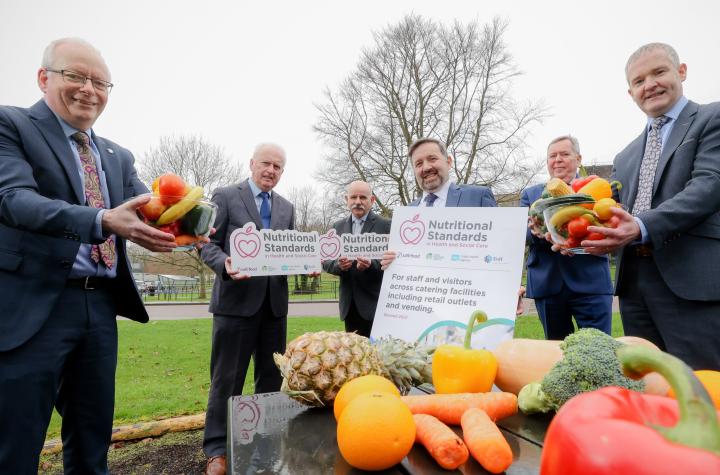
<box><xmin>2</xmin><ymin>0</ymin><xmax>719</xmax><ymax>194</ymax></box>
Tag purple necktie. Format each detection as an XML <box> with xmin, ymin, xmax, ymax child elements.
<box><xmin>71</xmin><ymin>131</ymin><xmax>116</xmax><ymax>269</ymax></box>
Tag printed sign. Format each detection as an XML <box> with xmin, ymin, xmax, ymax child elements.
<box><xmin>371</xmin><ymin>207</ymin><xmax>527</xmax><ymax>350</ymax></box>
<box><xmin>229</xmin><ymin>223</ymin><xmax>322</xmax><ymax>276</ymax></box>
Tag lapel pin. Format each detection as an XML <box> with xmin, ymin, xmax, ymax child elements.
<box><xmin>107</xmin><ymin>148</ymin><xmax>114</xmax><ymax>154</ymax></box>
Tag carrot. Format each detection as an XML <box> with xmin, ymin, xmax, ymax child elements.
<box><xmin>413</xmin><ymin>414</ymin><xmax>469</xmax><ymax>470</ymax></box>
<box><xmin>401</xmin><ymin>392</ymin><xmax>517</xmax><ymax>425</ymax></box>
<box><xmin>461</xmin><ymin>408</ymin><xmax>513</xmax><ymax>474</ymax></box>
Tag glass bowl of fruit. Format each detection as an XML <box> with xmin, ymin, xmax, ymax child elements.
<box><xmin>138</xmin><ymin>174</ymin><xmax>216</xmax><ymax>250</ymax></box>
<box><xmin>542</xmin><ymin>198</ymin><xmax>598</xmax><ymax>254</ymax></box>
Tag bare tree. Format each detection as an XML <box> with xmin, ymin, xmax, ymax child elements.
<box><xmin>314</xmin><ymin>15</ymin><xmax>546</xmax><ymax>211</ymax></box>
<box><xmin>134</xmin><ymin>134</ymin><xmax>245</xmax><ymax>298</ymax></box>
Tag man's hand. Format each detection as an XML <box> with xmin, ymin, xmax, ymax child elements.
<box><xmin>581</xmin><ymin>207</ymin><xmax>641</xmax><ymax>255</ymax></box>
<box><xmin>356</xmin><ymin>256</ymin><xmax>371</xmax><ymax>271</ymax></box>
<box><xmin>224</xmin><ymin>257</ymin><xmax>251</xmax><ymax>280</ymax></box>
<box><xmin>308</xmin><ymin>271</ymin><xmax>321</xmax><ymax>277</ymax></box>
<box><xmin>102</xmin><ymin>195</ymin><xmax>176</xmax><ymax>252</ymax></box>
<box><xmin>380</xmin><ymin>250</ymin><xmax>397</xmax><ymax>270</ymax></box>
<box><xmin>337</xmin><ymin>256</ymin><xmax>352</xmax><ymax>271</ymax></box>
<box><xmin>528</xmin><ymin>216</ymin><xmax>545</xmax><ymax>238</ymax></box>
<box><xmin>516</xmin><ymin>286</ymin><xmax>526</xmax><ymax>316</ymax></box>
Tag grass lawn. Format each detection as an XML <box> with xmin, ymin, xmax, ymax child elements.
<box><xmin>45</xmin><ymin>312</ymin><xmax>623</xmax><ymax>441</ymax></box>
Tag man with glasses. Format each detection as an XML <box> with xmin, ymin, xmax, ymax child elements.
<box><xmin>0</xmin><ymin>38</ymin><xmax>176</xmax><ymax>473</ymax></box>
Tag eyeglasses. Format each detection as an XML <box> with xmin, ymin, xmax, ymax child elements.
<box><xmin>45</xmin><ymin>68</ymin><xmax>114</xmax><ymax>93</ymax></box>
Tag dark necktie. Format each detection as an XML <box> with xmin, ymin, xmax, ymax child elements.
<box><xmin>424</xmin><ymin>193</ymin><xmax>438</xmax><ymax>207</ymax></box>
<box><xmin>632</xmin><ymin>116</ymin><xmax>670</xmax><ymax>215</ymax></box>
<box><xmin>259</xmin><ymin>192</ymin><xmax>271</xmax><ymax>229</ymax></box>
<box><xmin>71</xmin><ymin>132</ymin><xmax>116</xmax><ymax>269</ymax></box>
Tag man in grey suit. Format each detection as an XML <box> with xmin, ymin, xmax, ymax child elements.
<box><xmin>199</xmin><ymin>143</ymin><xmax>295</xmax><ymax>475</ymax></box>
<box><xmin>322</xmin><ymin>181</ymin><xmax>391</xmax><ymax>337</ymax></box>
<box><xmin>583</xmin><ymin>43</ymin><xmax>720</xmax><ymax>370</ymax></box>
<box><xmin>382</xmin><ymin>137</ymin><xmax>497</xmax><ymax>268</ymax></box>
<box><xmin>0</xmin><ymin>38</ymin><xmax>176</xmax><ymax>473</ymax></box>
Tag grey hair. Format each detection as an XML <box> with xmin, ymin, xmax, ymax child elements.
<box><xmin>408</xmin><ymin>137</ymin><xmax>448</xmax><ymax>159</ymax></box>
<box><xmin>625</xmin><ymin>43</ymin><xmax>680</xmax><ymax>77</ymax></box>
<box><xmin>251</xmin><ymin>143</ymin><xmax>286</xmax><ymax>167</ymax></box>
<box><xmin>41</xmin><ymin>37</ymin><xmax>103</xmax><ymax>69</ymax></box>
<box><xmin>547</xmin><ymin>135</ymin><xmax>581</xmax><ymax>156</ymax></box>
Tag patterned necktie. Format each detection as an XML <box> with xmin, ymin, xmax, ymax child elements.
<box><xmin>259</xmin><ymin>191</ymin><xmax>271</xmax><ymax>229</ymax></box>
<box><xmin>424</xmin><ymin>193</ymin><xmax>438</xmax><ymax>207</ymax></box>
<box><xmin>632</xmin><ymin>116</ymin><xmax>670</xmax><ymax>215</ymax></box>
<box><xmin>71</xmin><ymin>132</ymin><xmax>116</xmax><ymax>269</ymax></box>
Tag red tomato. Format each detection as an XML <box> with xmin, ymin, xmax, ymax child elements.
<box><xmin>586</xmin><ymin>232</ymin><xmax>605</xmax><ymax>240</ymax></box>
<box><xmin>606</xmin><ymin>216</ymin><xmax>621</xmax><ymax>228</ymax></box>
<box><xmin>158</xmin><ymin>173</ymin><xmax>187</xmax><ymax>204</ymax></box>
<box><xmin>138</xmin><ymin>195</ymin><xmax>167</xmax><ymax>221</ymax></box>
<box><xmin>158</xmin><ymin>220</ymin><xmax>182</xmax><ymax>236</ymax></box>
<box><xmin>566</xmin><ymin>236</ymin><xmax>580</xmax><ymax>248</ymax></box>
<box><xmin>567</xmin><ymin>216</ymin><xmax>590</xmax><ymax>239</ymax></box>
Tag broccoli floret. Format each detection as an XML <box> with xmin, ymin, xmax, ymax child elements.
<box><xmin>518</xmin><ymin>328</ymin><xmax>645</xmax><ymax>414</ymax></box>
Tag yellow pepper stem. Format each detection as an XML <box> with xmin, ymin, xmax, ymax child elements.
<box><xmin>464</xmin><ymin>311</ymin><xmax>488</xmax><ymax>349</ymax></box>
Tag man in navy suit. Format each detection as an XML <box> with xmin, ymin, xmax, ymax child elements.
<box><xmin>583</xmin><ymin>43</ymin><xmax>720</xmax><ymax>369</ymax></box>
<box><xmin>381</xmin><ymin>137</ymin><xmax>497</xmax><ymax>268</ymax></box>
<box><xmin>521</xmin><ymin>136</ymin><xmax>613</xmax><ymax>339</ymax></box>
<box><xmin>0</xmin><ymin>38</ymin><xmax>176</xmax><ymax>473</ymax></box>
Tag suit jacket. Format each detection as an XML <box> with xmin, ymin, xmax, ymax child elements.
<box><xmin>200</xmin><ymin>179</ymin><xmax>295</xmax><ymax>317</ymax></box>
<box><xmin>409</xmin><ymin>183</ymin><xmax>497</xmax><ymax>207</ymax></box>
<box><xmin>613</xmin><ymin>100</ymin><xmax>720</xmax><ymax>301</ymax></box>
<box><xmin>521</xmin><ymin>183</ymin><xmax>613</xmax><ymax>298</ymax></box>
<box><xmin>0</xmin><ymin>100</ymin><xmax>148</xmax><ymax>352</ymax></box>
<box><xmin>321</xmin><ymin>211</ymin><xmax>391</xmax><ymax>320</ymax></box>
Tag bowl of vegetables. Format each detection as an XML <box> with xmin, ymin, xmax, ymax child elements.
<box><xmin>542</xmin><ymin>198</ymin><xmax>598</xmax><ymax>253</ymax></box>
<box><xmin>138</xmin><ymin>173</ymin><xmax>216</xmax><ymax>250</ymax></box>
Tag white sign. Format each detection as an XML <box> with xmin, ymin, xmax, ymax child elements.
<box><xmin>316</xmin><ymin>230</ymin><xmax>390</xmax><ymax>261</ymax></box>
<box><xmin>371</xmin><ymin>207</ymin><xmax>527</xmax><ymax>350</ymax></box>
<box><xmin>229</xmin><ymin>223</ymin><xmax>322</xmax><ymax>276</ymax></box>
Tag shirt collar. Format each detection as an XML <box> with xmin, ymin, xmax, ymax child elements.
<box><xmin>248</xmin><ymin>179</ymin><xmax>271</xmax><ymax>198</ymax></box>
<box><xmin>353</xmin><ymin>211</ymin><xmax>370</xmax><ymax>223</ymax></box>
<box><xmin>646</xmin><ymin>95</ymin><xmax>688</xmax><ymax>130</ymax></box>
<box><xmin>422</xmin><ymin>179</ymin><xmax>452</xmax><ymax>203</ymax></box>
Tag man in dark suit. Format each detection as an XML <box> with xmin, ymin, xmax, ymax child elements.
<box><xmin>521</xmin><ymin>136</ymin><xmax>613</xmax><ymax>339</ymax></box>
<box><xmin>382</xmin><ymin>137</ymin><xmax>497</xmax><ymax>268</ymax></box>
<box><xmin>584</xmin><ymin>43</ymin><xmax>720</xmax><ymax>370</ymax></box>
<box><xmin>0</xmin><ymin>38</ymin><xmax>176</xmax><ymax>474</ymax></box>
<box><xmin>322</xmin><ymin>181</ymin><xmax>391</xmax><ymax>336</ymax></box>
<box><xmin>199</xmin><ymin>143</ymin><xmax>295</xmax><ymax>475</ymax></box>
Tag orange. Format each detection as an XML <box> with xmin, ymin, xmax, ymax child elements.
<box><xmin>333</xmin><ymin>374</ymin><xmax>400</xmax><ymax>421</ymax></box>
<box><xmin>337</xmin><ymin>392</ymin><xmax>415</xmax><ymax>471</ymax></box>
<box><xmin>668</xmin><ymin>370</ymin><xmax>720</xmax><ymax>409</ymax></box>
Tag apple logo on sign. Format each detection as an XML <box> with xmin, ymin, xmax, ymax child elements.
<box><xmin>319</xmin><ymin>229</ymin><xmax>341</xmax><ymax>260</ymax></box>
<box><xmin>233</xmin><ymin>223</ymin><xmax>262</xmax><ymax>258</ymax></box>
<box><xmin>400</xmin><ymin>214</ymin><xmax>426</xmax><ymax>245</ymax></box>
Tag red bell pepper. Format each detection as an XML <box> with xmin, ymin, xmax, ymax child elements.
<box><xmin>570</xmin><ymin>174</ymin><xmax>598</xmax><ymax>192</ymax></box>
<box><xmin>540</xmin><ymin>345</ymin><xmax>720</xmax><ymax>475</ymax></box>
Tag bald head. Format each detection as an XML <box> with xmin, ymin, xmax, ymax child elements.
<box><xmin>345</xmin><ymin>181</ymin><xmax>375</xmax><ymax>219</ymax></box>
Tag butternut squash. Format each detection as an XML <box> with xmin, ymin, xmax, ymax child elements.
<box><xmin>492</xmin><ymin>336</ymin><xmax>669</xmax><ymax>395</ymax></box>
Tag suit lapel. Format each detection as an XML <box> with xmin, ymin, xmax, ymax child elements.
<box><xmin>93</xmin><ymin>135</ymin><xmax>123</xmax><ymax>207</ymax></box>
<box><xmin>239</xmin><ymin>180</ymin><xmax>263</xmax><ymax>229</ymax></box>
<box><xmin>446</xmin><ymin>184</ymin><xmax>461</xmax><ymax>207</ymax></box>
<box><xmin>361</xmin><ymin>212</ymin><xmax>376</xmax><ymax>233</ymax></box>
<box><xmin>342</xmin><ymin>215</ymin><xmax>353</xmax><ymax>234</ymax></box>
<box><xmin>269</xmin><ymin>191</ymin><xmax>289</xmax><ymax>230</ymax></box>
<box><xmin>653</xmin><ymin>101</ymin><xmax>697</xmax><ymax>196</ymax></box>
<box><xmin>28</xmin><ymin>101</ymin><xmax>84</xmax><ymax>204</ymax></box>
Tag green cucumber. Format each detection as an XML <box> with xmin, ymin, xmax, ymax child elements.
<box><xmin>180</xmin><ymin>203</ymin><xmax>214</xmax><ymax>236</ymax></box>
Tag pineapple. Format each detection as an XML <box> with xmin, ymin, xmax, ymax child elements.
<box><xmin>273</xmin><ymin>331</ymin><xmax>434</xmax><ymax>407</ymax></box>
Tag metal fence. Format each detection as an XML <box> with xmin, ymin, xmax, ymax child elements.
<box><xmin>139</xmin><ymin>279</ymin><xmax>339</xmax><ymax>302</ymax></box>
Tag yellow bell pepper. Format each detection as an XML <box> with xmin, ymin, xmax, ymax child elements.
<box><xmin>432</xmin><ymin>311</ymin><xmax>498</xmax><ymax>393</ymax></box>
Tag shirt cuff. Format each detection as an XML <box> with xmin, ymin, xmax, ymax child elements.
<box><xmin>94</xmin><ymin>209</ymin><xmax>106</xmax><ymax>240</ymax></box>
<box><xmin>634</xmin><ymin>217</ymin><xmax>649</xmax><ymax>244</ymax></box>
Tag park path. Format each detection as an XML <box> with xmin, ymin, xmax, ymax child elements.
<box><xmin>136</xmin><ymin>297</ymin><xmax>619</xmax><ymax>321</ymax></box>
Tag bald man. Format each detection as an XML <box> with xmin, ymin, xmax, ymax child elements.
<box><xmin>322</xmin><ymin>181</ymin><xmax>391</xmax><ymax>336</ymax></box>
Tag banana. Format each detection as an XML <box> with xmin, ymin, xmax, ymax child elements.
<box><xmin>548</xmin><ymin>205</ymin><xmax>597</xmax><ymax>229</ymax></box>
<box><xmin>156</xmin><ymin>186</ymin><xmax>204</xmax><ymax>225</ymax></box>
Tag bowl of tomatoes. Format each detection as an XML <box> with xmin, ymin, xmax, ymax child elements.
<box><xmin>138</xmin><ymin>173</ymin><xmax>216</xmax><ymax>250</ymax></box>
<box><xmin>543</xmin><ymin>197</ymin><xmax>621</xmax><ymax>253</ymax></box>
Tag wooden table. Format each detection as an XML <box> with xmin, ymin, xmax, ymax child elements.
<box><xmin>227</xmin><ymin>389</ymin><xmax>552</xmax><ymax>474</ymax></box>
